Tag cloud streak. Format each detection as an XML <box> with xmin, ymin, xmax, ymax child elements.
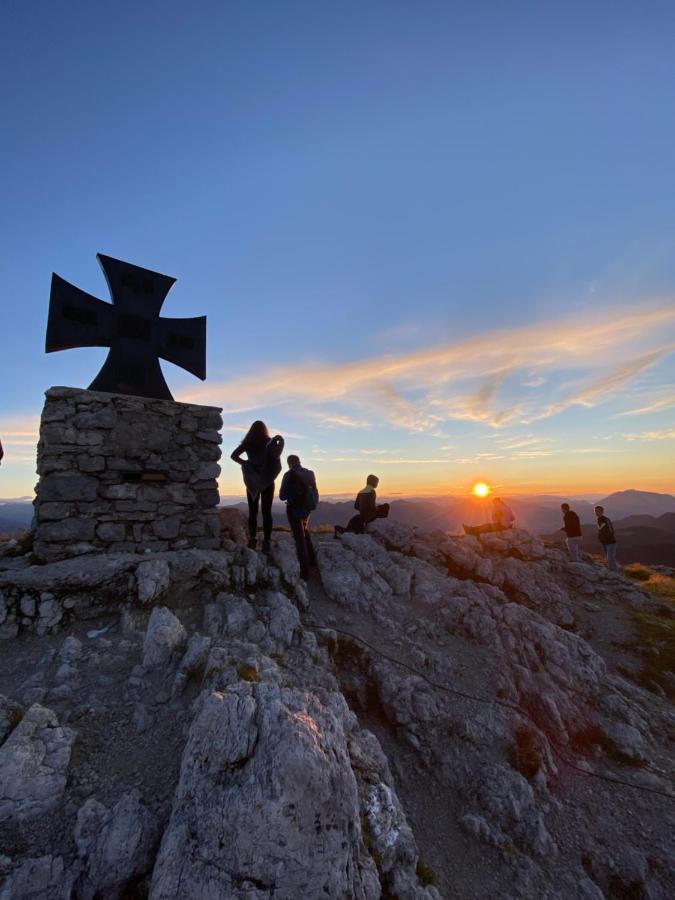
<box><xmin>179</xmin><ymin>304</ymin><xmax>675</xmax><ymax>436</ymax></box>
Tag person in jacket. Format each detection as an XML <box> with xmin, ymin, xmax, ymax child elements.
<box><xmin>560</xmin><ymin>503</ymin><xmax>583</xmax><ymax>562</ymax></box>
<box><xmin>334</xmin><ymin>474</ymin><xmax>390</xmax><ymax>536</ymax></box>
<box><xmin>279</xmin><ymin>455</ymin><xmax>319</xmax><ymax>579</ymax></box>
<box><xmin>594</xmin><ymin>505</ymin><xmax>618</xmax><ymax>572</ymax></box>
<box><xmin>231</xmin><ymin>421</ymin><xmax>284</xmax><ymax>552</ymax></box>
<box><xmin>463</xmin><ymin>497</ymin><xmax>515</xmax><ymax>535</ymax></box>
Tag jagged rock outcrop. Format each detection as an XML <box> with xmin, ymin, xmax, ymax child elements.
<box><xmin>0</xmin><ymin>523</ymin><xmax>672</xmax><ymax>899</ymax></box>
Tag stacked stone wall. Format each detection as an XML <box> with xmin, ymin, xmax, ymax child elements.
<box><xmin>33</xmin><ymin>387</ymin><xmax>222</xmax><ymax>561</ymax></box>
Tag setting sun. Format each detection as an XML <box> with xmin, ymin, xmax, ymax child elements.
<box><xmin>472</xmin><ymin>482</ymin><xmax>490</xmax><ymax>498</ymax></box>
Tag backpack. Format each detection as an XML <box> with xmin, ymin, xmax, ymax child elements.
<box><xmin>599</xmin><ymin>515</ymin><xmax>615</xmax><ymax>544</ymax></box>
<box><xmin>292</xmin><ymin>469</ymin><xmax>319</xmax><ymax>514</ymax></box>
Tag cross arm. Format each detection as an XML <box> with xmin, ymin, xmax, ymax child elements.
<box><xmin>46</xmin><ymin>274</ymin><xmax>115</xmax><ymax>352</ymax></box>
<box><xmin>157</xmin><ymin>316</ymin><xmax>207</xmax><ymax>380</ymax></box>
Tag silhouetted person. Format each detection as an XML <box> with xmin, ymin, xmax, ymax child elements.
<box><xmin>231</xmin><ymin>421</ymin><xmax>284</xmax><ymax>552</ymax></box>
<box><xmin>335</xmin><ymin>474</ymin><xmax>390</xmax><ymax>536</ymax></box>
<box><xmin>279</xmin><ymin>454</ymin><xmax>319</xmax><ymax>580</ymax></box>
<box><xmin>463</xmin><ymin>497</ymin><xmax>515</xmax><ymax>535</ymax></box>
<box><xmin>0</xmin><ymin>438</ymin><xmax>3</xmax><ymax>466</ymax></box>
<box><xmin>560</xmin><ymin>503</ymin><xmax>583</xmax><ymax>562</ymax></box>
<box><xmin>594</xmin><ymin>505</ymin><xmax>618</xmax><ymax>572</ymax></box>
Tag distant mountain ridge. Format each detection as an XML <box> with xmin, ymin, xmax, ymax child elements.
<box><xmin>3</xmin><ymin>490</ymin><xmax>675</xmax><ymax>563</ymax></box>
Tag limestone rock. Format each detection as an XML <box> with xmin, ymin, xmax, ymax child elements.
<box><xmin>0</xmin><ymin>704</ymin><xmax>75</xmax><ymax>823</ymax></box>
<box><xmin>136</xmin><ymin>559</ymin><xmax>171</xmax><ymax>605</ymax></box>
<box><xmin>150</xmin><ymin>686</ymin><xmax>381</xmax><ymax>899</ymax></box>
<box><xmin>0</xmin><ymin>855</ymin><xmax>74</xmax><ymax>900</ymax></box>
<box><xmin>172</xmin><ymin>633</ymin><xmax>211</xmax><ymax>697</ymax></box>
<box><xmin>142</xmin><ymin>607</ymin><xmax>186</xmax><ymax>670</ymax></box>
<box><xmin>0</xmin><ymin>696</ymin><xmax>22</xmax><ymax>746</ymax></box>
<box><xmin>218</xmin><ymin>506</ymin><xmax>249</xmax><ymax>546</ymax></box>
<box><xmin>74</xmin><ymin>790</ymin><xmax>159</xmax><ymax>899</ymax></box>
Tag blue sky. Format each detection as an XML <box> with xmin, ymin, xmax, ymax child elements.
<box><xmin>1</xmin><ymin>1</ymin><xmax>674</xmax><ymax>498</ymax></box>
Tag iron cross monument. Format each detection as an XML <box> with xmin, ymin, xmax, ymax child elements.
<box><xmin>46</xmin><ymin>253</ymin><xmax>206</xmax><ymax>401</ymax></box>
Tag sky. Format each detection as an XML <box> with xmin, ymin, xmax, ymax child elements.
<box><xmin>1</xmin><ymin>0</ymin><xmax>674</xmax><ymax>500</ymax></box>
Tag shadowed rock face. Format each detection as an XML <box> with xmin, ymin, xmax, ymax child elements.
<box><xmin>0</xmin><ymin>524</ymin><xmax>673</xmax><ymax>899</ymax></box>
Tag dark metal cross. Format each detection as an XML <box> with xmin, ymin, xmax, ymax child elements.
<box><xmin>46</xmin><ymin>253</ymin><xmax>206</xmax><ymax>401</ymax></box>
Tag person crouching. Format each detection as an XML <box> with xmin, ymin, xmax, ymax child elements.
<box><xmin>334</xmin><ymin>474</ymin><xmax>390</xmax><ymax>536</ymax></box>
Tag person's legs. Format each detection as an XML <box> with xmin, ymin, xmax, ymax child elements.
<box><xmin>375</xmin><ymin>503</ymin><xmax>390</xmax><ymax>519</ymax></box>
<box><xmin>606</xmin><ymin>543</ymin><xmax>618</xmax><ymax>572</ymax></box>
<box><xmin>304</xmin><ymin>517</ymin><xmax>316</xmax><ymax>566</ymax></box>
<box><xmin>260</xmin><ymin>483</ymin><xmax>275</xmax><ymax>545</ymax></box>
<box><xmin>287</xmin><ymin>509</ymin><xmax>311</xmax><ymax>577</ymax></box>
<box><xmin>346</xmin><ymin>514</ymin><xmax>365</xmax><ymax>534</ymax></box>
<box><xmin>567</xmin><ymin>536</ymin><xmax>581</xmax><ymax>562</ymax></box>
<box><xmin>246</xmin><ymin>490</ymin><xmax>260</xmax><ymax>547</ymax></box>
<box><xmin>473</xmin><ymin>523</ymin><xmax>502</xmax><ymax>535</ymax></box>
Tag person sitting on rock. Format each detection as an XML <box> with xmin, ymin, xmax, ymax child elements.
<box><xmin>594</xmin><ymin>505</ymin><xmax>618</xmax><ymax>572</ymax></box>
<box><xmin>463</xmin><ymin>497</ymin><xmax>515</xmax><ymax>536</ymax></box>
<box><xmin>279</xmin><ymin>454</ymin><xmax>319</xmax><ymax>580</ymax></box>
<box><xmin>230</xmin><ymin>420</ymin><xmax>284</xmax><ymax>553</ymax></box>
<box><xmin>334</xmin><ymin>474</ymin><xmax>390</xmax><ymax>537</ymax></box>
<box><xmin>560</xmin><ymin>502</ymin><xmax>583</xmax><ymax>562</ymax></box>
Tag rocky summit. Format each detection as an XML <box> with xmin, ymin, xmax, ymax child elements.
<box><xmin>0</xmin><ymin>521</ymin><xmax>673</xmax><ymax>899</ymax></box>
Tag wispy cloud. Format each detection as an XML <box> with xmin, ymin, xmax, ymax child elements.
<box><xmin>623</xmin><ymin>429</ymin><xmax>675</xmax><ymax>441</ymax></box>
<box><xmin>179</xmin><ymin>305</ymin><xmax>675</xmax><ymax>435</ymax></box>
<box><xmin>525</xmin><ymin>348</ymin><xmax>672</xmax><ymax>422</ymax></box>
<box><xmin>615</xmin><ymin>393</ymin><xmax>675</xmax><ymax>417</ymax></box>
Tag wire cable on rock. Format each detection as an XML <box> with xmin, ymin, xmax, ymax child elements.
<box><xmin>302</xmin><ymin>618</ymin><xmax>675</xmax><ymax>803</ymax></box>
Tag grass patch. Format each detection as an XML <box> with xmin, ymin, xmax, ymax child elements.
<box><xmin>623</xmin><ymin>565</ymin><xmax>675</xmax><ymax>601</ymax></box>
<box><xmin>615</xmin><ymin>564</ymin><xmax>675</xmax><ymax>699</ymax></box>
<box><xmin>623</xmin><ymin>564</ymin><xmax>651</xmax><ymax>582</ymax></box>
<box><xmin>416</xmin><ymin>859</ymin><xmax>436</xmax><ymax>887</ymax></box>
<box><xmin>629</xmin><ymin>609</ymin><xmax>674</xmax><ymax>699</ymax></box>
<box><xmin>236</xmin><ymin>663</ymin><xmax>261</xmax><ymax>683</ymax></box>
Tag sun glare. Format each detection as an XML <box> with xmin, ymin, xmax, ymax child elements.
<box><xmin>472</xmin><ymin>482</ymin><xmax>490</xmax><ymax>498</ymax></box>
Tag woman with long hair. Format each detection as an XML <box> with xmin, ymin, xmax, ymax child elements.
<box><xmin>231</xmin><ymin>420</ymin><xmax>284</xmax><ymax>552</ymax></box>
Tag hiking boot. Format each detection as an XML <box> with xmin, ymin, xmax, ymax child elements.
<box><xmin>262</xmin><ymin>540</ymin><xmax>271</xmax><ymax>554</ymax></box>
<box><xmin>247</xmin><ymin>537</ymin><xmax>257</xmax><ymax>550</ymax></box>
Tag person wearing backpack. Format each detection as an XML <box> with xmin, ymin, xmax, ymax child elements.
<box><xmin>279</xmin><ymin>454</ymin><xmax>319</xmax><ymax>579</ymax></box>
<box><xmin>334</xmin><ymin>474</ymin><xmax>390</xmax><ymax>536</ymax></box>
<box><xmin>594</xmin><ymin>505</ymin><xmax>618</xmax><ymax>572</ymax></box>
<box><xmin>560</xmin><ymin>502</ymin><xmax>583</xmax><ymax>562</ymax></box>
<box><xmin>230</xmin><ymin>421</ymin><xmax>285</xmax><ymax>552</ymax></box>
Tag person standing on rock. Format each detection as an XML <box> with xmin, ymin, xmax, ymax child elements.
<box><xmin>560</xmin><ymin>503</ymin><xmax>583</xmax><ymax>562</ymax></box>
<box><xmin>279</xmin><ymin>454</ymin><xmax>319</xmax><ymax>579</ymax></box>
<box><xmin>594</xmin><ymin>505</ymin><xmax>618</xmax><ymax>572</ymax></box>
<box><xmin>334</xmin><ymin>474</ymin><xmax>390</xmax><ymax>536</ymax></box>
<box><xmin>231</xmin><ymin>421</ymin><xmax>284</xmax><ymax>553</ymax></box>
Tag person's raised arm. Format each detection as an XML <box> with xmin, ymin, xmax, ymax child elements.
<box><xmin>230</xmin><ymin>444</ymin><xmax>246</xmax><ymax>466</ymax></box>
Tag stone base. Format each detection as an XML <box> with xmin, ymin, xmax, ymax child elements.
<box><xmin>33</xmin><ymin>387</ymin><xmax>223</xmax><ymax>561</ymax></box>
